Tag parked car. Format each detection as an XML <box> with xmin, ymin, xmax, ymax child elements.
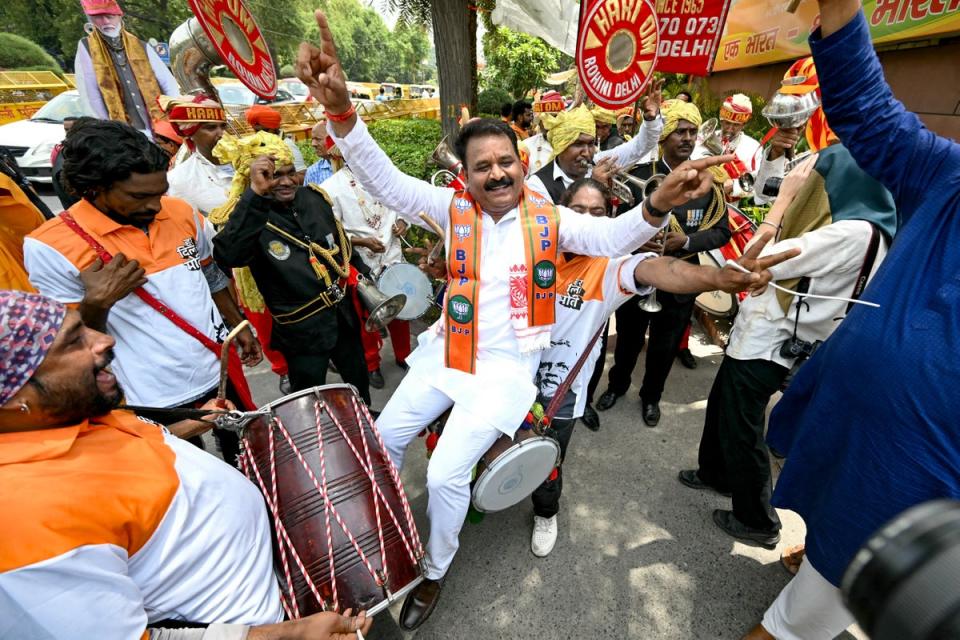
<box><xmin>279</xmin><ymin>79</ymin><xmax>310</xmax><ymax>102</ymax></box>
<box><xmin>0</xmin><ymin>90</ymin><xmax>91</xmax><ymax>184</ymax></box>
<box><xmin>216</xmin><ymin>82</ymin><xmax>296</xmax><ymax>106</ymax></box>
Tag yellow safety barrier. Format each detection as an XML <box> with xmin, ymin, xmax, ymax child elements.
<box><xmin>0</xmin><ymin>71</ymin><xmax>72</xmax><ymax>125</ymax></box>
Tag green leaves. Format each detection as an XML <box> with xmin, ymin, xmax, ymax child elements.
<box><xmin>367</xmin><ymin>117</ymin><xmax>443</xmax><ymax>180</ymax></box>
<box><xmin>482</xmin><ymin>26</ymin><xmax>565</xmax><ymax>100</ymax></box>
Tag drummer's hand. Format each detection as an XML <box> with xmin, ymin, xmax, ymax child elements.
<box><xmin>297</xmin><ymin>11</ymin><xmax>352</xmax><ymax>116</ymax></box>
<box><xmin>248</xmin><ymin>609</ymin><xmax>372</xmax><ymax>640</ymax></box>
<box><xmin>362</xmin><ymin>238</ymin><xmax>386</xmax><ymax>253</ymax></box>
<box><xmin>235</xmin><ymin>326</ymin><xmax>263</xmax><ymax>367</ymax></box>
<box><xmin>405</xmin><ymin>241</ymin><xmax>447</xmax><ymax>279</ymax></box>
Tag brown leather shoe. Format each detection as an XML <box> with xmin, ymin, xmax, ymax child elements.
<box><xmin>399</xmin><ymin>576</ymin><xmax>444</xmax><ymax>631</ymax></box>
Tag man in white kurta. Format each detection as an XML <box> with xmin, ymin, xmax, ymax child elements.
<box><xmin>319</xmin><ymin>164</ymin><xmax>412</xmax><ymax>382</ymax></box>
<box><xmin>297</xmin><ymin>13</ymin><xmax>724</xmax><ymax>629</ymax></box>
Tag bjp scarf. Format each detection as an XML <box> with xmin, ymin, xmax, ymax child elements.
<box><xmin>209</xmin><ymin>131</ymin><xmax>294</xmax><ymax>312</ymax></box>
<box><xmin>86</xmin><ymin>29</ymin><xmax>164</xmax><ymax>125</ymax></box>
<box><xmin>444</xmin><ymin>187</ymin><xmax>559</xmax><ymax>374</ymax></box>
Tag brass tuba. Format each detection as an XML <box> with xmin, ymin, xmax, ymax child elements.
<box><xmin>608</xmin><ymin>169</ymin><xmax>667</xmax><ymax>206</ymax></box>
<box><xmin>169</xmin><ymin>18</ymin><xmax>221</xmax><ymax>99</ymax></box>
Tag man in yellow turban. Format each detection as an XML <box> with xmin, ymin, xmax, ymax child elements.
<box><xmin>526</xmin><ymin>79</ymin><xmax>666</xmax><ymax>204</ymax></box>
<box><xmin>596</xmin><ymin>97</ymin><xmax>732</xmax><ymax>429</ymax></box>
<box><xmin>212</xmin><ymin>133</ymin><xmax>375</xmax><ymax>404</ymax></box>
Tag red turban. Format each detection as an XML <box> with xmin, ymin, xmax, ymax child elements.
<box><xmin>246</xmin><ymin>105</ymin><xmax>283</xmax><ymax>130</ymax></box>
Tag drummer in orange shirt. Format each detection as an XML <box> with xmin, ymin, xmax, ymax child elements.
<box><xmin>0</xmin><ymin>288</ymin><xmax>373</xmax><ymax>640</ymax></box>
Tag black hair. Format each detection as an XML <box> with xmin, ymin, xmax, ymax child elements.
<box><xmin>676</xmin><ymin>90</ymin><xmax>694</xmax><ymax>102</ymax></box>
<box><xmin>560</xmin><ymin>178</ymin><xmax>612</xmax><ymax>215</ymax></box>
<box><xmin>500</xmin><ymin>102</ymin><xmax>513</xmax><ymax>118</ymax></box>
<box><xmin>512</xmin><ymin>100</ymin><xmax>532</xmax><ymax>120</ymax></box>
<box><xmin>453</xmin><ymin>118</ymin><xmax>518</xmax><ymax>167</ymax></box>
<box><xmin>62</xmin><ymin>119</ymin><xmax>170</xmax><ymax>199</ymax></box>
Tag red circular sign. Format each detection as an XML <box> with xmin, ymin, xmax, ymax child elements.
<box><xmin>576</xmin><ymin>0</ymin><xmax>659</xmax><ymax>110</ymax></box>
<box><xmin>188</xmin><ymin>0</ymin><xmax>277</xmax><ymax>99</ymax></box>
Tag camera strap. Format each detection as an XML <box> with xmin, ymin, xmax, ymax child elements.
<box><xmin>847</xmin><ymin>224</ymin><xmax>881</xmax><ymax>313</ymax></box>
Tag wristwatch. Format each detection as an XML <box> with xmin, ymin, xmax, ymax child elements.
<box><xmin>644</xmin><ymin>199</ymin><xmax>671</xmax><ymax>219</ymax></box>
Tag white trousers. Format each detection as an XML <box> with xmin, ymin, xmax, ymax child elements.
<box><xmin>376</xmin><ymin>370</ymin><xmax>502</xmax><ymax>580</ymax></box>
<box><xmin>761</xmin><ymin>559</ymin><xmax>855</xmax><ymax>640</ymax></box>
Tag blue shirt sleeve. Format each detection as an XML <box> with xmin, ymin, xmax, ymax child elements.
<box><xmin>809</xmin><ymin>12</ymin><xmax>960</xmax><ymax>224</ymax></box>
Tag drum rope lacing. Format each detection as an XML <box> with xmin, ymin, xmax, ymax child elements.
<box><xmin>240</xmin><ymin>397</ymin><xmax>423</xmax><ymax>617</ymax></box>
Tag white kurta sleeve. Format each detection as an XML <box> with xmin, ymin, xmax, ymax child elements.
<box><xmin>328</xmin><ymin>119</ymin><xmax>454</xmax><ymax>232</ymax></box>
<box><xmin>556</xmin><ymin>201</ymin><xmax>665</xmax><ymax>257</ymax></box>
<box><xmin>525</xmin><ymin>174</ymin><xmax>551</xmax><ymax>200</ymax></box>
<box><xmin>74</xmin><ymin>42</ymin><xmax>109</xmax><ymax>119</ymax></box>
<box><xmin>595</xmin><ymin>115</ymin><xmax>663</xmax><ymax>167</ymax></box>
<box><xmin>765</xmin><ymin>220</ymin><xmax>876</xmax><ymax>281</ymax></box>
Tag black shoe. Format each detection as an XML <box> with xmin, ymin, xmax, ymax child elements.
<box><xmin>278</xmin><ymin>374</ymin><xmax>291</xmax><ymax>395</ymax></box>
<box><xmin>677</xmin><ymin>348</ymin><xmax>698</xmax><ymax>369</ymax></box>
<box><xmin>368</xmin><ymin>369</ymin><xmax>385</xmax><ymax>389</ymax></box>
<box><xmin>396</xmin><ymin>360</ymin><xmax>409</xmax><ymax>371</ymax></box>
<box><xmin>677</xmin><ymin>469</ymin><xmax>732</xmax><ymax>497</ymax></box>
<box><xmin>596</xmin><ymin>390</ymin><xmax>619</xmax><ymax>411</ymax></box>
<box><xmin>581</xmin><ymin>404</ymin><xmax>600</xmax><ymax>431</ymax></box>
<box><xmin>642</xmin><ymin>401</ymin><xmax>660</xmax><ymax>427</ymax></box>
<box><xmin>712</xmin><ymin>509</ymin><xmax>781</xmax><ymax>549</ymax></box>
<box><xmin>399</xmin><ymin>576</ymin><xmax>445</xmax><ymax>630</ymax></box>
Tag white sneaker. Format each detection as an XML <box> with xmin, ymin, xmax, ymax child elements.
<box><xmin>531</xmin><ymin>515</ymin><xmax>558</xmax><ymax>557</ymax></box>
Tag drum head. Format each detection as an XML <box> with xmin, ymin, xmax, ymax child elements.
<box><xmin>472</xmin><ymin>437</ymin><xmax>560</xmax><ymax>513</ymax></box>
<box><xmin>695</xmin><ymin>252</ymin><xmax>737</xmax><ymax>317</ymax></box>
<box><xmin>377</xmin><ymin>263</ymin><xmax>433</xmax><ymax>320</ymax></box>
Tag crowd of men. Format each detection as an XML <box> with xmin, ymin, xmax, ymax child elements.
<box><xmin>1</xmin><ymin>0</ymin><xmax>958</xmax><ymax>638</ymax></box>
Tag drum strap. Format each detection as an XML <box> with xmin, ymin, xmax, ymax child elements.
<box><xmin>542</xmin><ymin>327</ymin><xmax>604</xmax><ymax>423</ymax></box>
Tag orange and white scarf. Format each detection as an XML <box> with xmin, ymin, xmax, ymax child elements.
<box><xmin>444</xmin><ymin>187</ymin><xmax>559</xmax><ymax>374</ymax></box>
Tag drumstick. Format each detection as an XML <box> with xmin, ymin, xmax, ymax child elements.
<box><xmin>218</xmin><ymin>319</ymin><xmax>250</xmax><ymax>404</ymax></box>
<box><xmin>418</xmin><ymin>211</ymin><xmax>446</xmax><ymax>237</ymax></box>
<box><xmin>418</xmin><ymin>212</ymin><xmax>446</xmax><ymax>264</ymax></box>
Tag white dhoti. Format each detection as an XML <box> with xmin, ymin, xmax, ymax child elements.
<box><xmin>377</xmin><ymin>368</ymin><xmax>503</xmax><ymax>580</ymax></box>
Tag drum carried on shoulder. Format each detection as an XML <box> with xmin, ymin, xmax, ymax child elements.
<box><xmin>238</xmin><ymin>384</ymin><xmax>425</xmax><ymax>618</ymax></box>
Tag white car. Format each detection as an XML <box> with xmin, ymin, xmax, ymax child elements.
<box><xmin>0</xmin><ymin>90</ymin><xmax>91</xmax><ymax>184</ymax></box>
<box><xmin>279</xmin><ymin>79</ymin><xmax>310</xmax><ymax>102</ymax></box>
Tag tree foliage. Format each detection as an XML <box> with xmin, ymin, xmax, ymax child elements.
<box><xmin>0</xmin><ymin>33</ymin><xmax>63</xmax><ymax>72</ymax></box>
<box><xmin>482</xmin><ymin>26</ymin><xmax>563</xmax><ymax>100</ymax></box>
<box><xmin>0</xmin><ymin>0</ymin><xmax>433</xmax><ymax>83</ymax></box>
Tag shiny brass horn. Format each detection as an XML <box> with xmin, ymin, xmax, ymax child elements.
<box><xmin>431</xmin><ymin>135</ymin><xmax>463</xmax><ymax>174</ymax></box>
<box><xmin>169</xmin><ymin>18</ymin><xmax>221</xmax><ymax>99</ymax></box>
<box><xmin>698</xmin><ymin>118</ymin><xmax>724</xmax><ymax>156</ymax></box>
<box><xmin>355</xmin><ymin>274</ymin><xmax>406</xmax><ymax>332</ymax></box>
<box><xmin>609</xmin><ymin>171</ymin><xmax>667</xmax><ymax>206</ymax></box>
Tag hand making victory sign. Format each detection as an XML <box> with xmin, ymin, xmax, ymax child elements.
<box><xmin>297</xmin><ymin>11</ymin><xmax>355</xmax><ymax>134</ymax></box>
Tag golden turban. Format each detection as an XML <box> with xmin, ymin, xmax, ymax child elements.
<box><xmin>209</xmin><ymin>131</ymin><xmax>296</xmax><ymax>312</ymax></box>
<box><xmin>546</xmin><ymin>105</ymin><xmax>596</xmax><ymax>158</ymax></box>
<box><xmin>660</xmin><ymin>99</ymin><xmax>702</xmax><ymax>140</ymax></box>
<box><xmin>591</xmin><ymin>107</ymin><xmax>618</xmax><ymax>125</ymax></box>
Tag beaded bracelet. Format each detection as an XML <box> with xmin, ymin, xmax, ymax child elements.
<box><xmin>325</xmin><ymin>103</ymin><xmax>356</xmax><ymax>122</ymax></box>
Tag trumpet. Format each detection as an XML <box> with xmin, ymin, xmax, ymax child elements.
<box><xmin>638</xmin><ymin>216</ymin><xmax>671</xmax><ymax>313</ymax></box>
<box><xmin>589</xmin><ymin>159</ymin><xmax>666</xmax><ymax>206</ymax></box>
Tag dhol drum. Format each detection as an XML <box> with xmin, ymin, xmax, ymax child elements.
<box><xmin>695</xmin><ymin>251</ymin><xmax>738</xmax><ymax>318</ymax></box>
<box><xmin>239</xmin><ymin>384</ymin><xmax>424</xmax><ymax>618</ymax></box>
<box><xmin>377</xmin><ymin>262</ymin><xmax>434</xmax><ymax>320</ymax></box>
<box><xmin>471</xmin><ymin>427</ymin><xmax>561</xmax><ymax>513</ymax></box>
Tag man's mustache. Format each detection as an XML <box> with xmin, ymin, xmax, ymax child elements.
<box><xmin>484</xmin><ymin>176</ymin><xmax>514</xmax><ymax>191</ymax></box>
<box><xmin>96</xmin><ymin>349</ymin><xmax>115</xmax><ymax>373</ymax></box>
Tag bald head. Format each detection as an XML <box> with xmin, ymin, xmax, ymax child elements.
<box><xmin>311</xmin><ymin>123</ymin><xmax>328</xmax><ymax>157</ymax></box>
